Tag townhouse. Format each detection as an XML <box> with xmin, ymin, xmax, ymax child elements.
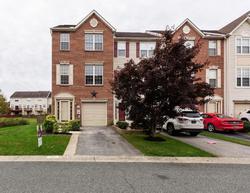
<box><xmin>10</xmin><ymin>91</ymin><xmax>51</xmax><ymax>116</ymax></box>
<box><xmin>51</xmin><ymin>10</ymin><xmax>249</xmax><ymax>126</ymax></box>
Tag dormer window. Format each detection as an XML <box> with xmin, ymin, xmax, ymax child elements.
<box><xmin>60</xmin><ymin>33</ymin><xmax>70</xmax><ymax>51</ymax></box>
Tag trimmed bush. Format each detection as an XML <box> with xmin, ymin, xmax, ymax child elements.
<box><xmin>0</xmin><ymin>118</ymin><xmax>28</xmax><ymax>128</ymax></box>
<box><xmin>69</xmin><ymin>120</ymin><xmax>81</xmax><ymax>131</ymax></box>
<box><xmin>55</xmin><ymin>122</ymin><xmax>70</xmax><ymax>134</ymax></box>
<box><xmin>243</xmin><ymin>121</ymin><xmax>250</xmax><ymax>132</ymax></box>
<box><xmin>43</xmin><ymin>115</ymin><xmax>57</xmax><ymax>133</ymax></box>
<box><xmin>116</xmin><ymin>121</ymin><xmax>129</xmax><ymax>129</ymax></box>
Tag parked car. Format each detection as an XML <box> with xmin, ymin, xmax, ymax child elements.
<box><xmin>239</xmin><ymin>109</ymin><xmax>250</xmax><ymax>122</ymax></box>
<box><xmin>163</xmin><ymin>111</ymin><xmax>204</xmax><ymax>136</ymax></box>
<box><xmin>201</xmin><ymin>113</ymin><xmax>244</xmax><ymax>132</ymax></box>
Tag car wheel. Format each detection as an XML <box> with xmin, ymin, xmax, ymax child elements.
<box><xmin>241</xmin><ymin>118</ymin><xmax>249</xmax><ymax>122</ymax></box>
<box><xmin>189</xmin><ymin>132</ymin><xmax>200</xmax><ymax>136</ymax></box>
<box><xmin>207</xmin><ymin>124</ymin><xmax>215</xmax><ymax>132</ymax></box>
<box><xmin>167</xmin><ymin>123</ymin><xmax>176</xmax><ymax>136</ymax></box>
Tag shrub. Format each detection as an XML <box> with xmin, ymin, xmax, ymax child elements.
<box><xmin>116</xmin><ymin>121</ymin><xmax>129</xmax><ymax>130</ymax></box>
<box><xmin>55</xmin><ymin>122</ymin><xmax>70</xmax><ymax>134</ymax></box>
<box><xmin>69</xmin><ymin>120</ymin><xmax>81</xmax><ymax>131</ymax></box>
<box><xmin>0</xmin><ymin>118</ymin><xmax>28</xmax><ymax>127</ymax></box>
<box><xmin>243</xmin><ymin>121</ymin><xmax>250</xmax><ymax>132</ymax></box>
<box><xmin>43</xmin><ymin>115</ymin><xmax>57</xmax><ymax>133</ymax></box>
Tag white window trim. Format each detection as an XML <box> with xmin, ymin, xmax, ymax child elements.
<box><xmin>85</xmin><ymin>64</ymin><xmax>104</xmax><ymax>85</ymax></box>
<box><xmin>117</xmin><ymin>41</ymin><xmax>126</xmax><ymax>58</ymax></box>
<box><xmin>85</xmin><ymin>33</ymin><xmax>103</xmax><ymax>51</ymax></box>
<box><xmin>140</xmin><ymin>42</ymin><xmax>156</xmax><ymax>58</ymax></box>
<box><xmin>55</xmin><ymin>99</ymin><xmax>74</xmax><ymax>122</ymax></box>
<box><xmin>208</xmin><ymin>40</ymin><xmax>218</xmax><ymax>56</ymax></box>
<box><xmin>235</xmin><ymin>66</ymin><xmax>250</xmax><ymax>88</ymax></box>
<box><xmin>59</xmin><ymin>64</ymin><xmax>70</xmax><ymax>85</ymax></box>
<box><xmin>235</xmin><ymin>36</ymin><xmax>250</xmax><ymax>55</ymax></box>
<box><xmin>60</xmin><ymin>33</ymin><xmax>70</xmax><ymax>51</ymax></box>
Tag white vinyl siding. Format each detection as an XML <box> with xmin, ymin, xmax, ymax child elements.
<box><xmin>60</xmin><ymin>33</ymin><xmax>70</xmax><ymax>51</ymax></box>
<box><xmin>85</xmin><ymin>33</ymin><xmax>103</xmax><ymax>51</ymax></box>
<box><xmin>140</xmin><ymin>42</ymin><xmax>156</xmax><ymax>58</ymax></box>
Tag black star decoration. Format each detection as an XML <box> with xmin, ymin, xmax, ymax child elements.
<box><xmin>91</xmin><ymin>90</ymin><xmax>97</xmax><ymax>97</ymax></box>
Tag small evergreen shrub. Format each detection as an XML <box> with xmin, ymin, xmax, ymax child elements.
<box><xmin>243</xmin><ymin>121</ymin><xmax>250</xmax><ymax>132</ymax></box>
<box><xmin>43</xmin><ymin>115</ymin><xmax>57</xmax><ymax>133</ymax></box>
<box><xmin>116</xmin><ymin>121</ymin><xmax>129</xmax><ymax>129</ymax></box>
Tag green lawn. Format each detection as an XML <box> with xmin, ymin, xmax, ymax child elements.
<box><xmin>201</xmin><ymin>131</ymin><xmax>250</xmax><ymax>147</ymax></box>
<box><xmin>0</xmin><ymin>119</ymin><xmax>70</xmax><ymax>155</ymax></box>
<box><xmin>121</xmin><ymin>132</ymin><xmax>214</xmax><ymax>157</ymax></box>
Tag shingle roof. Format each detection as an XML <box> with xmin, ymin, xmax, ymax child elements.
<box><xmin>10</xmin><ymin>91</ymin><xmax>51</xmax><ymax>98</ymax></box>
<box><xmin>219</xmin><ymin>11</ymin><xmax>250</xmax><ymax>34</ymax></box>
<box><xmin>115</xmin><ymin>32</ymin><xmax>158</xmax><ymax>38</ymax></box>
<box><xmin>53</xmin><ymin>25</ymin><xmax>76</xmax><ymax>28</ymax></box>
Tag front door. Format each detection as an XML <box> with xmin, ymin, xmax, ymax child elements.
<box><xmin>61</xmin><ymin>101</ymin><xmax>69</xmax><ymax>122</ymax></box>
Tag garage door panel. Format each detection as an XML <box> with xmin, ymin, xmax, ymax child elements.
<box><xmin>234</xmin><ymin>104</ymin><xmax>250</xmax><ymax>117</ymax></box>
<box><xmin>82</xmin><ymin>102</ymin><xmax>107</xmax><ymax>126</ymax></box>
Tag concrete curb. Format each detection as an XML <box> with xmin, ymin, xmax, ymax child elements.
<box><xmin>0</xmin><ymin>156</ymin><xmax>250</xmax><ymax>164</ymax></box>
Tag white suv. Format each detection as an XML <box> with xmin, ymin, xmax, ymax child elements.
<box><xmin>163</xmin><ymin>111</ymin><xmax>204</xmax><ymax>136</ymax></box>
<box><xmin>239</xmin><ymin>110</ymin><xmax>250</xmax><ymax>122</ymax></box>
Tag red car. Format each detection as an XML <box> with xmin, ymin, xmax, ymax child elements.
<box><xmin>201</xmin><ymin>113</ymin><xmax>244</xmax><ymax>132</ymax></box>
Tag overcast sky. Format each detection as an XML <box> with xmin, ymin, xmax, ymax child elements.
<box><xmin>0</xmin><ymin>0</ymin><xmax>249</xmax><ymax>99</ymax></box>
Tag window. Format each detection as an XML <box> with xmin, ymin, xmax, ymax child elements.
<box><xmin>60</xmin><ymin>33</ymin><xmax>70</xmax><ymax>51</ymax></box>
<box><xmin>237</xmin><ymin>67</ymin><xmax>250</xmax><ymax>87</ymax></box>
<box><xmin>85</xmin><ymin>65</ymin><xmax>103</xmax><ymax>85</ymax></box>
<box><xmin>140</xmin><ymin>42</ymin><xmax>156</xmax><ymax>58</ymax></box>
<box><xmin>60</xmin><ymin>64</ymin><xmax>69</xmax><ymax>85</ymax></box>
<box><xmin>85</xmin><ymin>33</ymin><xmax>103</xmax><ymax>51</ymax></box>
<box><xmin>209</xmin><ymin>69</ymin><xmax>217</xmax><ymax>88</ymax></box>
<box><xmin>236</xmin><ymin>37</ymin><xmax>250</xmax><ymax>54</ymax></box>
<box><xmin>208</xmin><ymin>40</ymin><xmax>217</xmax><ymax>56</ymax></box>
<box><xmin>117</xmin><ymin>42</ymin><xmax>126</xmax><ymax>57</ymax></box>
<box><xmin>184</xmin><ymin>40</ymin><xmax>195</xmax><ymax>48</ymax></box>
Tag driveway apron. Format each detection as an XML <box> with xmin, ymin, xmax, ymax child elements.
<box><xmin>76</xmin><ymin>127</ymin><xmax>141</xmax><ymax>156</ymax></box>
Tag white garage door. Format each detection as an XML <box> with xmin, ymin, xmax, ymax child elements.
<box><xmin>81</xmin><ymin>102</ymin><xmax>107</xmax><ymax>126</ymax></box>
<box><xmin>234</xmin><ymin>103</ymin><xmax>250</xmax><ymax>117</ymax></box>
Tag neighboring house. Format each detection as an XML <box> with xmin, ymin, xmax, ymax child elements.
<box><xmin>221</xmin><ymin>11</ymin><xmax>250</xmax><ymax>117</ymax></box>
<box><xmin>51</xmin><ymin>10</ymin><xmax>250</xmax><ymax>126</ymax></box>
<box><xmin>160</xmin><ymin>19</ymin><xmax>225</xmax><ymax>114</ymax></box>
<box><xmin>10</xmin><ymin>91</ymin><xmax>51</xmax><ymax>116</ymax></box>
<box><xmin>113</xmin><ymin>32</ymin><xmax>158</xmax><ymax>123</ymax></box>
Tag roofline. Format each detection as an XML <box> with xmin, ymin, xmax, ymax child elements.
<box><xmin>51</xmin><ymin>10</ymin><xmax>116</xmax><ymax>32</ymax></box>
<box><xmin>114</xmin><ymin>36</ymin><xmax>159</xmax><ymax>40</ymax></box>
<box><xmin>173</xmin><ymin>18</ymin><xmax>205</xmax><ymax>37</ymax></box>
<box><xmin>228</xmin><ymin>15</ymin><xmax>250</xmax><ymax>35</ymax></box>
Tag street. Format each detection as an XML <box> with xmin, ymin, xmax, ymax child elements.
<box><xmin>0</xmin><ymin>162</ymin><xmax>249</xmax><ymax>193</ymax></box>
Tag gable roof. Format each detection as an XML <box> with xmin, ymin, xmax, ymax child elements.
<box><xmin>219</xmin><ymin>11</ymin><xmax>250</xmax><ymax>34</ymax></box>
<box><xmin>173</xmin><ymin>18</ymin><xmax>205</xmax><ymax>37</ymax></box>
<box><xmin>51</xmin><ymin>10</ymin><xmax>116</xmax><ymax>32</ymax></box>
<box><xmin>10</xmin><ymin>91</ymin><xmax>51</xmax><ymax>98</ymax></box>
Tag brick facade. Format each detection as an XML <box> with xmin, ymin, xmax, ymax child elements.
<box><xmin>51</xmin><ymin>11</ymin><xmax>114</xmax><ymax>124</ymax></box>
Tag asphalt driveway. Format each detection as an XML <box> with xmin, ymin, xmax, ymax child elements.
<box><xmin>76</xmin><ymin>126</ymin><xmax>141</xmax><ymax>156</ymax></box>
